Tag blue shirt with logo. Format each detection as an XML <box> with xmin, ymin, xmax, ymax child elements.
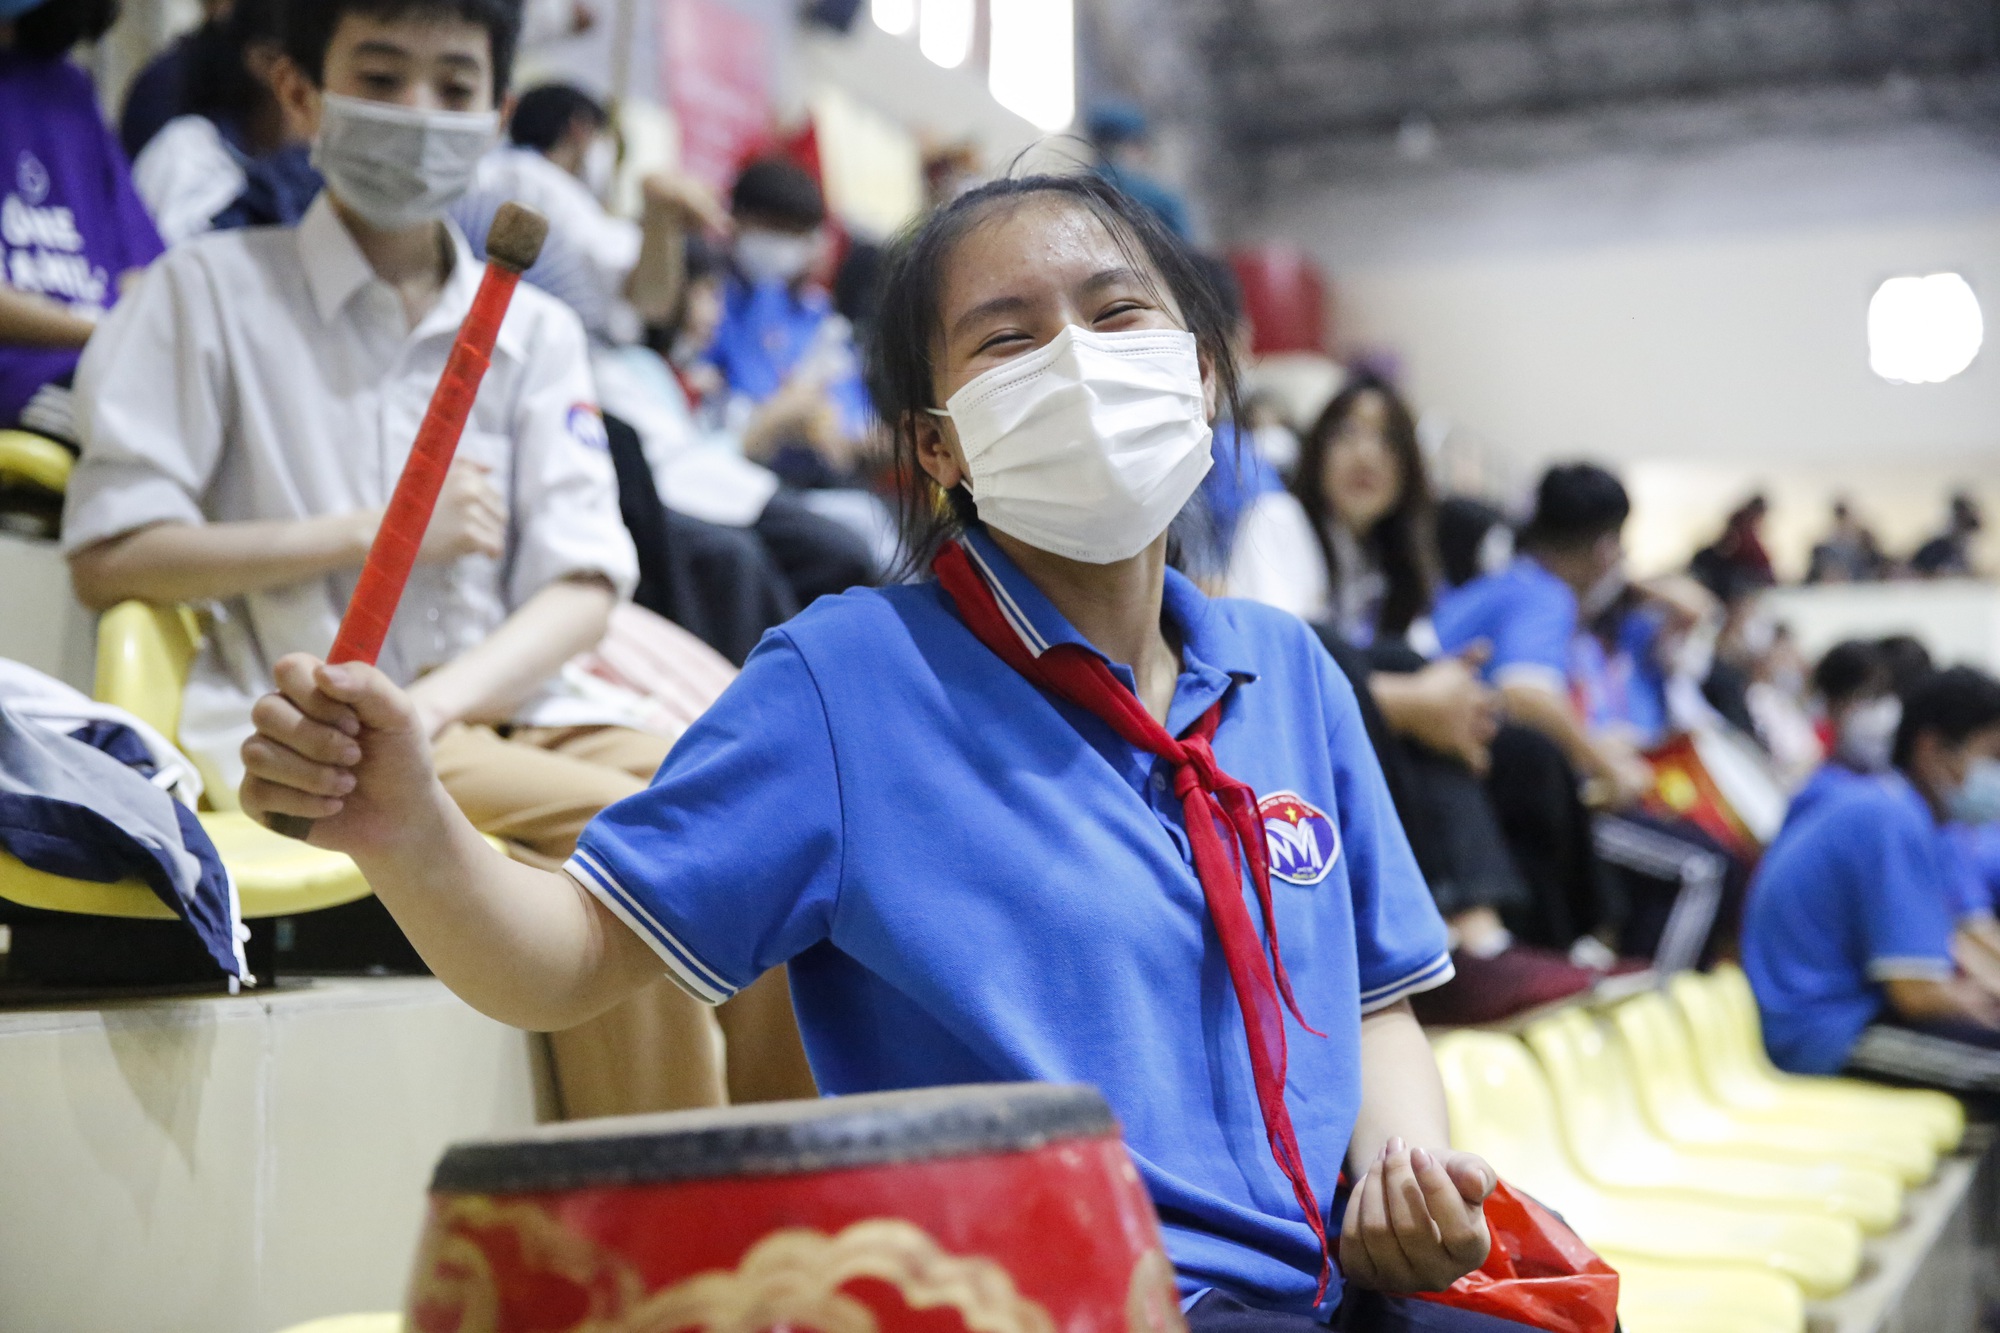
<box><xmin>1430</xmin><ymin>556</ymin><xmax>1578</xmax><ymax>689</ymax></box>
<box><xmin>1741</xmin><ymin>769</ymin><xmax>1959</xmax><ymax>1075</ymax></box>
<box><xmin>570</xmin><ymin>528</ymin><xmax>1451</xmax><ymax>1314</ymax></box>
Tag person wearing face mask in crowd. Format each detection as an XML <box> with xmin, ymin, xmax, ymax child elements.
<box><xmin>62</xmin><ymin>0</ymin><xmax>797</xmax><ymax>1120</ymax></box>
<box><xmin>236</xmin><ymin>174</ymin><xmax>1513</xmax><ymax>1324</ymax></box>
<box><xmin>0</xmin><ymin>0</ymin><xmax>163</xmax><ymax>447</ymax></box>
<box><xmin>459</xmin><ymin>82</ymin><xmax>724</xmax><ymax>347</ymax></box>
<box><xmin>704</xmin><ymin>157</ymin><xmax>877</xmax><ymax>491</ymax></box>
<box><xmin>1743</xmin><ymin>666</ymin><xmax>2000</xmax><ymax>1098</ymax></box>
<box><xmin>593</xmin><ymin>233</ymin><xmax>881</xmax><ymax>664</ymax></box>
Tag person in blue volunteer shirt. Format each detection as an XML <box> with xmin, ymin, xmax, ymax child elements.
<box><xmin>238</xmin><ymin>174</ymin><xmax>1510</xmax><ymax>1327</ymax></box>
<box><xmin>704</xmin><ymin>156</ymin><xmax>874</xmax><ymax>487</ymax></box>
<box><xmin>1432</xmin><ymin>464</ymin><xmax>1657</xmax><ymax>811</ymax></box>
<box><xmin>1742</xmin><ymin>666</ymin><xmax>2000</xmax><ymax>1096</ymax></box>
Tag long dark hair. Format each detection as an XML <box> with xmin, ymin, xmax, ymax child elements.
<box><xmin>867</xmin><ymin>172</ymin><xmax>1243</xmax><ymax>577</ymax></box>
<box><xmin>1290</xmin><ymin>370</ymin><xmax>1437</xmax><ymax>637</ymax></box>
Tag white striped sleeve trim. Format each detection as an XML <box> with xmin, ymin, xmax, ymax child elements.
<box><xmin>1360</xmin><ymin>951</ymin><xmax>1456</xmax><ymax>1013</ymax></box>
<box><xmin>1866</xmin><ymin>956</ymin><xmax>1956</xmax><ymax>982</ymax></box>
<box><xmin>962</xmin><ymin>539</ymin><xmax>1049</xmax><ymax>656</ymax></box>
<box><xmin>565</xmin><ymin>849</ymin><xmax>738</xmax><ymax>1005</ymax></box>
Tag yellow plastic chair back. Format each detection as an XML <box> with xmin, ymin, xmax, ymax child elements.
<box><xmin>1705</xmin><ymin>965</ymin><xmax>1963</xmax><ymax>1151</ymax></box>
<box><xmin>1525</xmin><ymin>1008</ymin><xmax>1900</xmax><ymax>1232</ymax></box>
<box><xmin>1615</xmin><ymin>1257</ymin><xmax>1804</xmax><ymax>1333</ymax></box>
<box><xmin>0</xmin><ymin>428</ymin><xmax>74</xmax><ymax>494</ymax></box>
<box><xmin>1609</xmin><ymin>992</ymin><xmax>1933</xmax><ymax>1183</ymax></box>
<box><xmin>270</xmin><ymin>1317</ymin><xmax>402</xmax><ymax>1333</ymax></box>
<box><xmin>94</xmin><ymin>600</ymin><xmax>204</xmax><ymax>740</ymax></box>
<box><xmin>1432</xmin><ymin>1029</ymin><xmax>1863</xmax><ymax>1296</ymax></box>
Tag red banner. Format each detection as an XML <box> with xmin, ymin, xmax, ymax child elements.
<box><xmin>661</xmin><ymin>0</ymin><xmax>773</xmax><ymax>191</ymax></box>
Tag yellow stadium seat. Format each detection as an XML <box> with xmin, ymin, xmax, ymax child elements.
<box><xmin>0</xmin><ymin>428</ymin><xmax>74</xmax><ymax>494</ymax></box>
<box><xmin>1431</xmin><ymin>1029</ymin><xmax>1862</xmax><ymax>1298</ymax></box>
<box><xmin>1609</xmin><ymin>992</ymin><xmax>1936</xmax><ymax>1183</ymax></box>
<box><xmin>269</xmin><ymin>1317</ymin><xmax>401</xmax><ymax>1333</ymax></box>
<box><xmin>1613</xmin><ymin>1256</ymin><xmax>1805</xmax><ymax>1333</ymax></box>
<box><xmin>1681</xmin><ymin>965</ymin><xmax>1964</xmax><ymax>1153</ymax></box>
<box><xmin>1523</xmin><ymin>1007</ymin><xmax>1902</xmax><ymax>1232</ymax></box>
<box><xmin>0</xmin><ymin>602</ymin><xmax>373</xmax><ymax>923</ymax></box>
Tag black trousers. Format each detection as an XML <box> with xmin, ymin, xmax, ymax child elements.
<box><xmin>1312</xmin><ymin>627</ymin><xmax>1529</xmax><ymax>921</ymax></box>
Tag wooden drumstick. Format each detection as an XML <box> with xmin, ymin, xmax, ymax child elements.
<box><xmin>266</xmin><ymin>203</ymin><xmax>548</xmax><ymax>841</ymax></box>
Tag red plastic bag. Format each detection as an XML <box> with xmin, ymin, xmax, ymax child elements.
<box><xmin>1415</xmin><ymin>1181</ymin><xmax>1620</xmax><ymax>1333</ymax></box>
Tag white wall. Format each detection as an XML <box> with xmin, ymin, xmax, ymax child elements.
<box><xmin>1241</xmin><ymin>121</ymin><xmax>2000</xmax><ymax>574</ymax></box>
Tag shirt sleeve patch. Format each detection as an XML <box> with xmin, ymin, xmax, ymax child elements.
<box><xmin>565</xmin><ymin>849</ymin><xmax>738</xmax><ymax>1004</ymax></box>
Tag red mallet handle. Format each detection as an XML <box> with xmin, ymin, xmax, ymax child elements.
<box><xmin>266</xmin><ymin>204</ymin><xmax>548</xmax><ymax>841</ymax></box>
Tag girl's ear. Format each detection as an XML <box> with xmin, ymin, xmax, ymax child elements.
<box><xmin>1199</xmin><ymin>349</ymin><xmax>1220</xmax><ymax>422</ymax></box>
<box><xmin>911</xmin><ymin>411</ymin><xmax>968</xmax><ymax>491</ymax></box>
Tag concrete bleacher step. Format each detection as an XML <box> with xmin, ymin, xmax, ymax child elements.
<box><xmin>1807</xmin><ymin>1128</ymin><xmax>1998</xmax><ymax>1333</ymax></box>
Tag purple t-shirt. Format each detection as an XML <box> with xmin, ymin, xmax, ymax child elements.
<box><xmin>0</xmin><ymin>51</ymin><xmax>163</xmax><ymax>426</ymax></box>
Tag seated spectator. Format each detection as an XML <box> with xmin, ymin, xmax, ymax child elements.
<box><xmin>705</xmin><ymin>157</ymin><xmax>874</xmax><ymax>489</ymax></box>
<box><xmin>0</xmin><ymin>0</ymin><xmax>163</xmax><ymax>446</ymax></box>
<box><xmin>1807</xmin><ymin>638</ymin><xmax>1900</xmax><ymax>779</ymax></box>
<box><xmin>595</xmin><ymin>235</ymin><xmax>878</xmax><ymax>663</ymax></box>
<box><xmin>132</xmin><ymin>0</ymin><xmax>319</xmax><ymax>244</ymax></box>
<box><xmin>61</xmin><ymin>0</ymin><xmax>770</xmax><ymax>1117</ymax></box>
<box><xmin>1227</xmin><ymin>375</ymin><xmax>1601</xmax><ymax>1020</ymax></box>
<box><xmin>1434</xmin><ymin>496</ymin><xmax>1512</xmax><ymax>589</ymax></box>
<box><xmin>1910</xmin><ymin>490</ymin><xmax>1983</xmax><ymax>578</ymax></box>
<box><xmin>1805</xmin><ymin>498</ymin><xmax>1886</xmax><ymax>583</ymax></box>
<box><xmin>1743</xmin><ymin>666</ymin><xmax>2000</xmax><ymax>1095</ymax></box>
<box><xmin>1433</xmin><ymin>463</ymin><xmax>1655</xmax><ymax>809</ymax></box>
<box><xmin>117</xmin><ymin>0</ymin><xmax>229</xmax><ymax>158</ymax></box>
<box><xmin>1084</xmin><ymin>99</ymin><xmax>1193</xmax><ymax>240</ymax></box>
<box><xmin>1177</xmin><ymin>255</ymin><xmax>1282</xmax><ymax>584</ymax></box>
<box><xmin>1689</xmin><ymin>492</ymin><xmax>1776</xmax><ymax>596</ymax></box>
<box><xmin>460</xmin><ymin>81</ymin><xmax>723</xmax><ymax>346</ymax></box>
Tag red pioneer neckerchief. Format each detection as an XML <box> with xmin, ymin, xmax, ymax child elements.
<box><xmin>933</xmin><ymin>538</ymin><xmax>1335</xmax><ymax>1300</ymax></box>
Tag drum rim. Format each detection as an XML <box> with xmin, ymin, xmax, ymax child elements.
<box><xmin>430</xmin><ymin>1082</ymin><xmax>1118</xmax><ymax>1195</ymax></box>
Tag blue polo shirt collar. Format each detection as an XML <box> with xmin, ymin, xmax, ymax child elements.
<box><xmin>956</xmin><ymin>530</ymin><xmax>1258</xmax><ymax>732</ymax></box>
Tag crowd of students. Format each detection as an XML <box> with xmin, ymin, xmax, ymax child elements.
<box><xmin>4</xmin><ymin>0</ymin><xmax>1997</xmax><ymax>1139</ymax></box>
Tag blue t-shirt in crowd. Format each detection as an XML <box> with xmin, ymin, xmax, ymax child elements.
<box><xmin>1741</xmin><ymin>769</ymin><xmax>1959</xmax><ymax>1075</ymax></box>
<box><xmin>1944</xmin><ymin>821</ymin><xmax>2000</xmax><ymax>921</ymax></box>
<box><xmin>1569</xmin><ymin>607</ymin><xmax>1668</xmax><ymax>747</ymax></box>
<box><xmin>0</xmin><ymin>52</ymin><xmax>163</xmax><ymax>426</ymax></box>
<box><xmin>570</xmin><ymin>528</ymin><xmax>1451</xmax><ymax>1314</ymax></box>
<box><xmin>706</xmin><ymin>273</ymin><xmax>874</xmax><ymax>442</ymax></box>
<box><xmin>1431</xmin><ymin>556</ymin><xmax>1577</xmax><ymax>689</ymax></box>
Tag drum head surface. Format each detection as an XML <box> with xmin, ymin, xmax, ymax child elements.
<box><xmin>431</xmin><ymin>1083</ymin><xmax>1116</xmax><ymax>1195</ymax></box>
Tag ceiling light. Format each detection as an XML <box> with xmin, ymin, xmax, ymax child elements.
<box><xmin>989</xmin><ymin>0</ymin><xmax>1074</xmax><ymax>130</ymax></box>
<box><xmin>1869</xmin><ymin>273</ymin><xmax>1982</xmax><ymax>384</ymax></box>
<box><xmin>870</xmin><ymin>0</ymin><xmax>913</xmax><ymax>36</ymax></box>
<box><xmin>919</xmin><ymin>0</ymin><xmax>973</xmax><ymax>68</ymax></box>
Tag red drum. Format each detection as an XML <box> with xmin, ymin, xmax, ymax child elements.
<box><xmin>407</xmin><ymin>1083</ymin><xmax>1187</xmax><ymax>1333</ymax></box>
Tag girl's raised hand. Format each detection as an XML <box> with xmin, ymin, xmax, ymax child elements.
<box><xmin>239</xmin><ymin>653</ymin><xmax>451</xmax><ymax>861</ymax></box>
<box><xmin>1339</xmin><ymin>1138</ymin><xmax>1495</xmax><ymax>1292</ymax></box>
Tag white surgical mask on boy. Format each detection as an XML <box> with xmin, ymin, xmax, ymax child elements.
<box><xmin>1834</xmin><ymin>694</ymin><xmax>1901</xmax><ymax>772</ymax></box>
<box><xmin>931</xmin><ymin>324</ymin><xmax>1213</xmax><ymax>565</ymax></box>
<box><xmin>733</xmin><ymin>228</ymin><xmax>817</xmax><ymax>285</ymax></box>
<box><xmin>313</xmin><ymin>93</ymin><xmax>498</xmax><ymax>231</ymax></box>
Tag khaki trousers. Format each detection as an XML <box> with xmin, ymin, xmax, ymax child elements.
<box><xmin>430</xmin><ymin>723</ymin><xmax>817</xmax><ymax>1118</ymax></box>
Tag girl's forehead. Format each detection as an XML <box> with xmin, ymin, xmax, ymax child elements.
<box><xmin>939</xmin><ymin>198</ymin><xmax>1150</xmax><ymax>314</ymax></box>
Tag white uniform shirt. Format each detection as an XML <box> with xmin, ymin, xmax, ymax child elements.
<box><xmin>467</xmin><ymin>146</ymin><xmax>641</xmax><ymax>344</ymax></box>
<box><xmin>64</xmin><ymin>193</ymin><xmax>640</xmax><ymax>795</ymax></box>
<box><xmin>589</xmin><ymin>344</ymin><xmax>779</xmax><ymax>528</ymax></box>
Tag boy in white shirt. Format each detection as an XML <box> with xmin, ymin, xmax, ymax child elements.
<box><xmin>61</xmin><ymin>0</ymin><xmax>803</xmax><ymax>1116</ymax></box>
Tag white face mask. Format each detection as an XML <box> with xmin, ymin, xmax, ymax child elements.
<box><xmin>933</xmin><ymin>324</ymin><xmax>1213</xmax><ymax>564</ymax></box>
<box><xmin>312</xmin><ymin>93</ymin><xmax>498</xmax><ymax>231</ymax></box>
<box><xmin>1834</xmin><ymin>694</ymin><xmax>1901</xmax><ymax>772</ymax></box>
<box><xmin>582</xmin><ymin>135</ymin><xmax>616</xmax><ymax>200</ymax></box>
<box><xmin>734</xmin><ymin>228</ymin><xmax>817</xmax><ymax>285</ymax></box>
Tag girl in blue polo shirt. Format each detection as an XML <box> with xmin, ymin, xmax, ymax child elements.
<box><xmin>239</xmin><ymin>175</ymin><xmax>1500</xmax><ymax>1324</ymax></box>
